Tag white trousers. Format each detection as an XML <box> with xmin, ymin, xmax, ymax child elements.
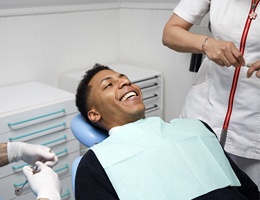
<box><xmin>229</xmin><ymin>153</ymin><xmax>260</xmax><ymax>191</ymax></box>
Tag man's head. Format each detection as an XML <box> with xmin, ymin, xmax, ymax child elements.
<box><xmin>76</xmin><ymin>63</ymin><xmax>145</xmax><ymax>131</ymax></box>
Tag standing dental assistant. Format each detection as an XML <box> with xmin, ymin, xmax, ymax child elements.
<box><xmin>162</xmin><ymin>0</ymin><xmax>260</xmax><ymax>190</ymax></box>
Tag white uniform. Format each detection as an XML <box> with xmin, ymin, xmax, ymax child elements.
<box><xmin>174</xmin><ymin>0</ymin><xmax>260</xmax><ymax>188</ymax></box>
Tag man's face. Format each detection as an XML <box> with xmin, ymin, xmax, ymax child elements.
<box><xmin>88</xmin><ymin>69</ymin><xmax>145</xmax><ymax>130</ymax></box>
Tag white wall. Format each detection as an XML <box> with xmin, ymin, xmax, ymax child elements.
<box><xmin>121</xmin><ymin>0</ymin><xmax>176</xmax><ymax>2</ymax></box>
<box><xmin>0</xmin><ymin>4</ymin><xmax>120</xmax><ymax>87</ymax></box>
<box><xmin>0</xmin><ymin>2</ymin><xmax>208</xmax><ymax>122</ymax></box>
<box><xmin>0</xmin><ymin>0</ymin><xmax>179</xmax><ymax>9</ymax></box>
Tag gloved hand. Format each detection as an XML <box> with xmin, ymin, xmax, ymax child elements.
<box><xmin>23</xmin><ymin>161</ymin><xmax>61</xmax><ymax>200</ymax></box>
<box><xmin>7</xmin><ymin>142</ymin><xmax>58</xmax><ymax>167</ymax></box>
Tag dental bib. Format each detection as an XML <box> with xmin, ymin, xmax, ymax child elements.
<box><xmin>91</xmin><ymin>117</ymin><xmax>240</xmax><ymax>200</ymax></box>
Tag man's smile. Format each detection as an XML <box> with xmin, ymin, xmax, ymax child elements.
<box><xmin>120</xmin><ymin>91</ymin><xmax>137</xmax><ymax>102</ymax></box>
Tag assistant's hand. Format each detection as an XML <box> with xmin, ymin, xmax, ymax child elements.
<box><xmin>7</xmin><ymin>142</ymin><xmax>58</xmax><ymax>167</ymax></box>
<box><xmin>246</xmin><ymin>60</ymin><xmax>260</xmax><ymax>78</ymax></box>
<box><xmin>202</xmin><ymin>38</ymin><xmax>245</xmax><ymax>68</ymax></box>
<box><xmin>23</xmin><ymin>161</ymin><xmax>61</xmax><ymax>200</ymax></box>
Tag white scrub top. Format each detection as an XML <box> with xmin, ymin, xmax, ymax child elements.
<box><xmin>174</xmin><ymin>0</ymin><xmax>260</xmax><ymax>160</ymax></box>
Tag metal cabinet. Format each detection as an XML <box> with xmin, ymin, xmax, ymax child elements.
<box><xmin>59</xmin><ymin>63</ymin><xmax>164</xmax><ymax>118</ymax></box>
<box><xmin>0</xmin><ymin>81</ymin><xmax>78</xmax><ymax>200</ymax></box>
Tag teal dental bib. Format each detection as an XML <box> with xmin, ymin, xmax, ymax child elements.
<box><xmin>91</xmin><ymin>117</ymin><xmax>240</xmax><ymax>200</ymax></box>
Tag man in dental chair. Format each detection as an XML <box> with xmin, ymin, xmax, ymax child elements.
<box><xmin>74</xmin><ymin>63</ymin><xmax>259</xmax><ymax>200</ymax></box>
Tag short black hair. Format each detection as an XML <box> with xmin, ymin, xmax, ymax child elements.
<box><xmin>75</xmin><ymin>63</ymin><xmax>111</xmax><ymax>126</ymax></box>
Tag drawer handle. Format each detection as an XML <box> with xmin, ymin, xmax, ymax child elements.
<box><xmin>42</xmin><ymin>135</ymin><xmax>67</xmax><ymax>146</ymax></box>
<box><xmin>12</xmin><ymin>163</ymin><xmax>28</xmax><ymax>170</ymax></box>
<box><xmin>9</xmin><ymin>122</ymin><xmax>66</xmax><ymax>141</ymax></box>
<box><xmin>145</xmin><ymin>104</ymin><xmax>158</xmax><ymax>111</ymax></box>
<box><xmin>61</xmin><ymin>189</ymin><xmax>70</xmax><ymax>198</ymax></box>
<box><xmin>55</xmin><ymin>164</ymin><xmax>69</xmax><ymax>173</ymax></box>
<box><xmin>143</xmin><ymin>94</ymin><xmax>158</xmax><ymax>101</ymax></box>
<box><xmin>7</xmin><ymin>108</ymin><xmax>65</xmax><ymax>127</ymax></box>
<box><xmin>139</xmin><ymin>83</ymin><xmax>158</xmax><ymax>90</ymax></box>
<box><xmin>132</xmin><ymin>76</ymin><xmax>158</xmax><ymax>84</ymax></box>
<box><xmin>56</xmin><ymin>148</ymin><xmax>68</xmax><ymax>156</ymax></box>
<box><xmin>13</xmin><ymin>181</ymin><xmax>27</xmax><ymax>188</ymax></box>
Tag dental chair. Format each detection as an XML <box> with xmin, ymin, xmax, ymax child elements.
<box><xmin>70</xmin><ymin>113</ymin><xmax>108</xmax><ymax>195</ymax></box>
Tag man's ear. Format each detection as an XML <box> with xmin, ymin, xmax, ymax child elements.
<box><xmin>88</xmin><ymin>108</ymin><xmax>101</xmax><ymax>123</ymax></box>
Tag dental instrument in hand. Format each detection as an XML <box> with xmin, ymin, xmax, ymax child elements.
<box><xmin>14</xmin><ymin>149</ymin><xmax>53</xmax><ymax>196</ymax></box>
<box><xmin>14</xmin><ymin>164</ymin><xmax>40</xmax><ymax>196</ymax></box>
<box><xmin>15</xmin><ymin>180</ymin><xmax>28</xmax><ymax>196</ymax></box>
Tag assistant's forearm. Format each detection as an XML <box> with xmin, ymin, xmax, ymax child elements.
<box><xmin>0</xmin><ymin>143</ymin><xmax>9</xmax><ymax>167</ymax></box>
<box><xmin>162</xmin><ymin>25</ymin><xmax>208</xmax><ymax>54</ymax></box>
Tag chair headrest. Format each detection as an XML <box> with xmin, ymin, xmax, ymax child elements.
<box><xmin>70</xmin><ymin>113</ymin><xmax>108</xmax><ymax>147</ymax></box>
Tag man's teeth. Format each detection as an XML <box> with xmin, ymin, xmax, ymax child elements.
<box><xmin>121</xmin><ymin>92</ymin><xmax>137</xmax><ymax>101</ymax></box>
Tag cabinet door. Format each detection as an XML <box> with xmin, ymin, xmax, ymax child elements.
<box><xmin>1</xmin><ymin>114</ymin><xmax>75</xmax><ymax>143</ymax></box>
<box><xmin>0</xmin><ymin>98</ymin><xmax>76</xmax><ymax>134</ymax></box>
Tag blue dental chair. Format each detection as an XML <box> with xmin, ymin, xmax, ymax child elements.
<box><xmin>70</xmin><ymin>113</ymin><xmax>108</xmax><ymax>195</ymax></box>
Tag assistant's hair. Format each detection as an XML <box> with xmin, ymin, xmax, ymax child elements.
<box><xmin>75</xmin><ymin>63</ymin><xmax>111</xmax><ymax>125</ymax></box>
